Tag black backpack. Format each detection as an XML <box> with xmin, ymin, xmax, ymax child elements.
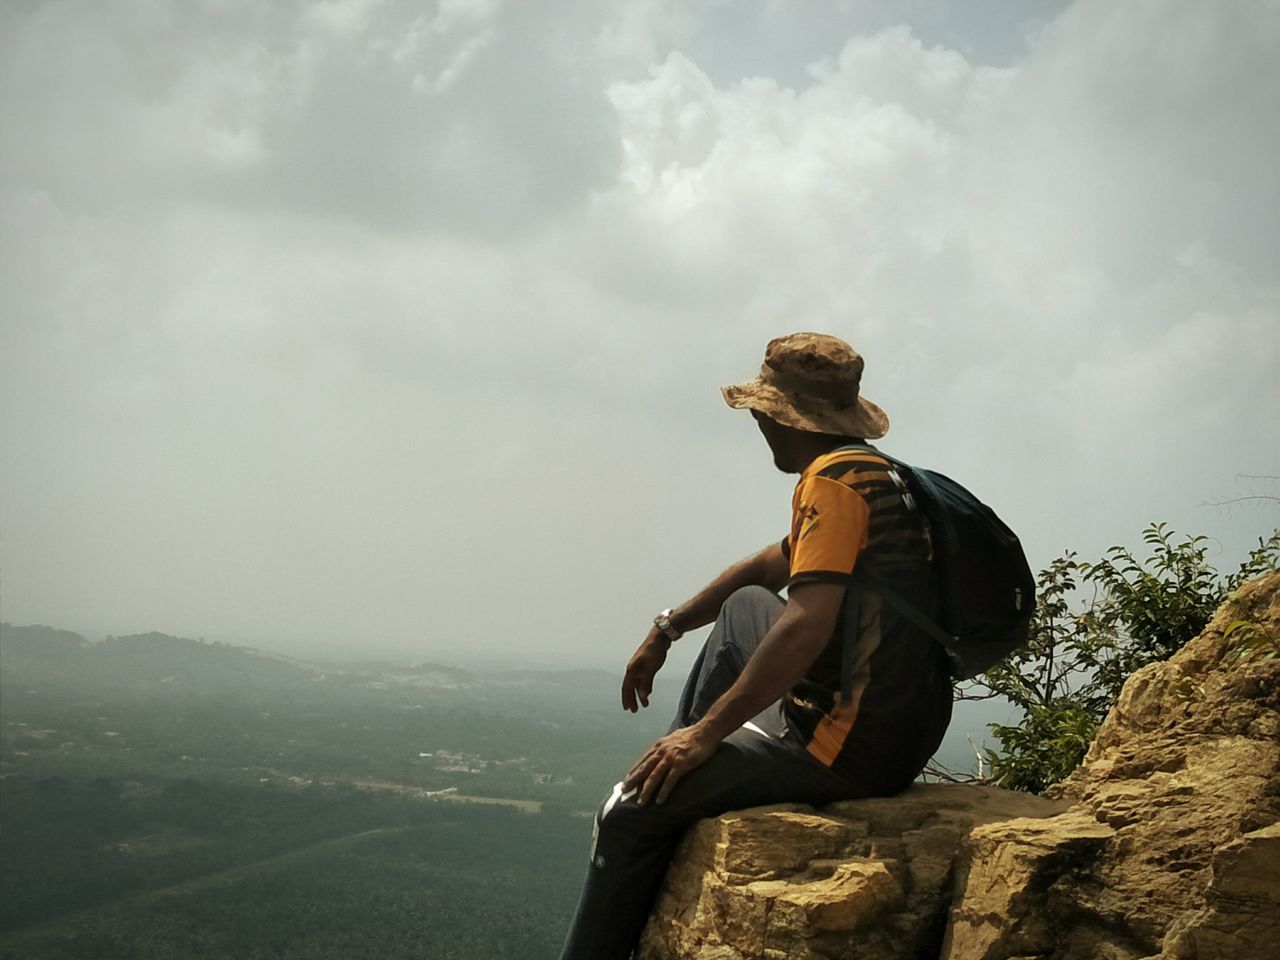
<box><xmin>838</xmin><ymin>445</ymin><xmax>1035</xmax><ymax>688</ymax></box>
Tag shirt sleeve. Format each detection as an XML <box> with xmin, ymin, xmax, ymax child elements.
<box><xmin>787</xmin><ymin>474</ymin><xmax>870</xmax><ymax>586</ymax></box>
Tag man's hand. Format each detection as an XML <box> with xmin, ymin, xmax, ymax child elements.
<box><xmin>621</xmin><ymin>631</ymin><xmax>669</xmax><ymax>712</ymax></box>
<box><xmin>623</xmin><ymin>723</ymin><xmax>717</xmax><ymax>806</ymax></box>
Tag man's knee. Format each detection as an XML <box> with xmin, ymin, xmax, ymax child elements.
<box><xmin>593</xmin><ymin>781</ymin><xmax>634</xmax><ymax>831</ymax></box>
<box><xmin>725</xmin><ymin>584</ymin><xmax>779</xmax><ymax>610</ymax></box>
<box><xmin>590</xmin><ymin>781</ymin><xmax>672</xmax><ymax>865</ymax></box>
<box><xmin>717</xmin><ymin>585</ymin><xmax>784</xmax><ymax>641</ymax></box>
<box><xmin>589</xmin><ymin>782</ymin><xmax>629</xmax><ymax>867</ymax></box>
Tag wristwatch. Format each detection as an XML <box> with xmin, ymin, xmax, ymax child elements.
<box><xmin>653</xmin><ymin>608</ymin><xmax>683</xmax><ymax>642</ymax></box>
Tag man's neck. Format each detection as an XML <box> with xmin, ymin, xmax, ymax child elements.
<box><xmin>791</xmin><ymin>434</ymin><xmax>867</xmax><ymax>473</ymax></box>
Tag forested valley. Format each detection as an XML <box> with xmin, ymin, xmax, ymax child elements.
<box><xmin>0</xmin><ymin>625</ymin><xmax>668</xmax><ymax>960</ymax></box>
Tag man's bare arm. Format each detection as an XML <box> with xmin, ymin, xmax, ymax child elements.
<box><xmin>695</xmin><ymin>582</ymin><xmax>842</xmax><ymax>741</ymax></box>
<box><xmin>666</xmin><ymin>540</ymin><xmax>790</xmax><ymax>635</ymax></box>
<box><xmin>621</xmin><ymin>540</ymin><xmax>789</xmax><ymax>712</ymax></box>
<box><xmin>624</xmin><ymin>581</ymin><xmax>845</xmax><ymax>804</ymax></box>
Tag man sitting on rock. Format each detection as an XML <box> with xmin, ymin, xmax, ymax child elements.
<box><xmin>558</xmin><ymin>333</ymin><xmax>954</xmax><ymax>960</ymax></box>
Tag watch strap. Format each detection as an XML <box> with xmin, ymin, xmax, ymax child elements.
<box><xmin>653</xmin><ymin>608</ymin><xmax>682</xmax><ymax>642</ymax></box>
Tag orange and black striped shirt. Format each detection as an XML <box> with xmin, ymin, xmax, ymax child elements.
<box><xmin>780</xmin><ymin>447</ymin><xmax>952</xmax><ymax>789</ymax></box>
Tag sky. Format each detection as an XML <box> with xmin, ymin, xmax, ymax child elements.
<box><xmin>2</xmin><ymin>0</ymin><xmax>1278</xmax><ymax>672</ymax></box>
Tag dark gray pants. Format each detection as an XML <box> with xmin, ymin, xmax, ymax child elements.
<box><xmin>557</xmin><ymin>586</ymin><xmax>873</xmax><ymax>960</ymax></box>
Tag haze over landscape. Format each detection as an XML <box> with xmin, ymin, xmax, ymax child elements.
<box><xmin>3</xmin><ymin>3</ymin><xmax>1278</xmax><ymax>959</ymax></box>
<box><xmin>3</xmin><ymin>0</ymin><xmax>1277</xmax><ymax>672</ymax></box>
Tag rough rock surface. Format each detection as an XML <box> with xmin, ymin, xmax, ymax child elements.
<box><xmin>637</xmin><ymin>784</ymin><xmax>1065</xmax><ymax>960</ymax></box>
<box><xmin>639</xmin><ymin>572</ymin><xmax>1280</xmax><ymax>960</ymax></box>
<box><xmin>946</xmin><ymin>570</ymin><xmax>1280</xmax><ymax>960</ymax></box>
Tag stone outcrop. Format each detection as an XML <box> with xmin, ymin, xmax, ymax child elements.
<box><xmin>639</xmin><ymin>571</ymin><xmax>1280</xmax><ymax>960</ymax></box>
<box><xmin>637</xmin><ymin>784</ymin><xmax>1066</xmax><ymax>960</ymax></box>
<box><xmin>946</xmin><ymin>570</ymin><xmax>1280</xmax><ymax>960</ymax></box>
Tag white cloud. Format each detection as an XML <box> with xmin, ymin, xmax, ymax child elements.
<box><xmin>0</xmin><ymin>0</ymin><xmax>624</xmax><ymax>230</ymax></box>
<box><xmin>1</xmin><ymin>0</ymin><xmax>1276</xmax><ymax>662</ymax></box>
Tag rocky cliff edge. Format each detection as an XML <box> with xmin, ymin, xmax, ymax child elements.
<box><xmin>638</xmin><ymin>571</ymin><xmax>1280</xmax><ymax>960</ymax></box>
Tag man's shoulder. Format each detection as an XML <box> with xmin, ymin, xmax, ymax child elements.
<box><xmin>805</xmin><ymin>446</ymin><xmax>895</xmax><ymax>484</ymax></box>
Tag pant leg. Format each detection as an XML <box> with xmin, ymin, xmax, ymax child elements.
<box><xmin>558</xmin><ymin>724</ymin><xmax>871</xmax><ymax>960</ymax></box>
<box><xmin>559</xmin><ymin>585</ymin><xmax>805</xmax><ymax>960</ymax></box>
<box><xmin>669</xmin><ymin>586</ymin><xmax>784</xmax><ymax>732</ymax></box>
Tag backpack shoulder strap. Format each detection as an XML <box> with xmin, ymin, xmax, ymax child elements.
<box><xmin>833</xmin><ymin>444</ymin><xmax>958</xmax><ymax>696</ymax></box>
<box><xmin>852</xmin><ymin>573</ymin><xmax>955</xmax><ymax>647</ymax></box>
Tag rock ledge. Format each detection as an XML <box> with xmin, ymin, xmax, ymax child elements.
<box><xmin>639</xmin><ymin>571</ymin><xmax>1280</xmax><ymax>960</ymax></box>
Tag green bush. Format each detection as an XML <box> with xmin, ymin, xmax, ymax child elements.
<box><xmin>971</xmin><ymin>524</ymin><xmax>1279</xmax><ymax>794</ymax></box>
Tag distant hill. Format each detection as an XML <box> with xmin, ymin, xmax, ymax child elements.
<box><xmin>0</xmin><ymin>624</ymin><xmax>618</xmax><ymax>707</ymax></box>
<box><xmin>0</xmin><ymin>623</ymin><xmax>90</xmax><ymax>656</ymax></box>
<box><xmin>490</xmin><ymin>668</ymin><xmax>619</xmax><ymax>686</ymax></box>
<box><xmin>0</xmin><ymin>624</ymin><xmax>314</xmax><ymax>693</ymax></box>
<box><xmin>316</xmin><ymin>660</ymin><xmax>478</xmax><ymax>688</ymax></box>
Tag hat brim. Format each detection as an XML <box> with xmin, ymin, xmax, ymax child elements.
<box><xmin>721</xmin><ymin>378</ymin><xmax>889</xmax><ymax>440</ymax></box>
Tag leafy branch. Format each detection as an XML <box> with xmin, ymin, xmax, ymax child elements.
<box><xmin>963</xmin><ymin>524</ymin><xmax>1279</xmax><ymax>794</ymax></box>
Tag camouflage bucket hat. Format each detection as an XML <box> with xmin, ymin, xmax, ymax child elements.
<box><xmin>721</xmin><ymin>332</ymin><xmax>889</xmax><ymax>440</ymax></box>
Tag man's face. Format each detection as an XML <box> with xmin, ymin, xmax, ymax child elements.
<box><xmin>751</xmin><ymin>410</ymin><xmax>796</xmax><ymax>473</ymax></box>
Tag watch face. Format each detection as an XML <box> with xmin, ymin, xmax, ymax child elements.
<box><xmin>654</xmin><ymin>611</ymin><xmax>679</xmax><ymax>640</ymax></box>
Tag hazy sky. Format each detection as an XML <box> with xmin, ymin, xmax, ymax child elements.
<box><xmin>2</xmin><ymin>0</ymin><xmax>1277</xmax><ymax>670</ymax></box>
